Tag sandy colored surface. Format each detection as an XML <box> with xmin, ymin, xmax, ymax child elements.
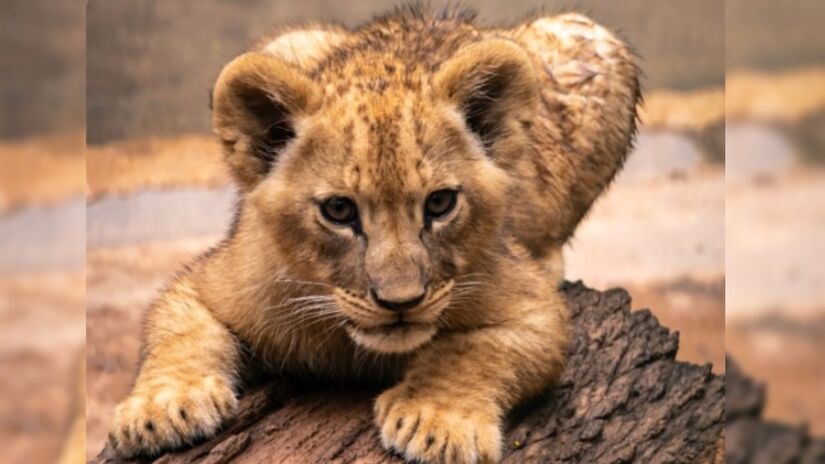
<box><xmin>86</xmin><ymin>135</ymin><xmax>229</xmax><ymax>199</ymax></box>
<box><xmin>727</xmin><ymin>67</ymin><xmax>825</xmax><ymax>123</ymax></box>
<box><xmin>0</xmin><ymin>133</ymin><xmax>84</xmax><ymax>213</ymax></box>
<box><xmin>640</xmin><ymin>66</ymin><xmax>825</xmax><ymax>133</ymax></box>
<box><xmin>641</xmin><ymin>87</ymin><xmax>724</xmax><ymax>131</ymax></box>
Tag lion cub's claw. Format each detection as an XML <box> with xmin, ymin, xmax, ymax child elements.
<box><xmin>108</xmin><ymin>376</ymin><xmax>237</xmax><ymax>457</ymax></box>
<box><xmin>375</xmin><ymin>386</ymin><xmax>502</xmax><ymax>464</ymax></box>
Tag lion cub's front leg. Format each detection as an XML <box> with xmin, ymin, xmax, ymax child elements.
<box><xmin>375</xmin><ymin>309</ymin><xmax>567</xmax><ymax>464</ymax></box>
<box><xmin>109</xmin><ymin>279</ymin><xmax>241</xmax><ymax>457</ymax></box>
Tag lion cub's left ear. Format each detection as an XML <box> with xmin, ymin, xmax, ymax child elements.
<box><xmin>434</xmin><ymin>39</ymin><xmax>539</xmax><ymax>150</ymax></box>
<box><xmin>212</xmin><ymin>52</ymin><xmax>320</xmax><ymax>190</ymax></box>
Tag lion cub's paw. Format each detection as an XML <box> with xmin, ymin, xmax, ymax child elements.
<box><xmin>108</xmin><ymin>376</ymin><xmax>237</xmax><ymax>457</ymax></box>
<box><xmin>375</xmin><ymin>386</ymin><xmax>502</xmax><ymax>464</ymax></box>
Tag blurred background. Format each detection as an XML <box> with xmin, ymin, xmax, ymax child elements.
<box><xmin>725</xmin><ymin>0</ymin><xmax>825</xmax><ymax>448</ymax></box>
<box><xmin>0</xmin><ymin>1</ymin><xmax>85</xmax><ymax>463</ymax></box>
<box><xmin>0</xmin><ymin>0</ymin><xmax>822</xmax><ymax>463</ymax></box>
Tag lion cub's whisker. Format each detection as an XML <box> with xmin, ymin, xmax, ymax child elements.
<box><xmin>272</xmin><ymin>279</ymin><xmax>336</xmax><ymax>289</ymax></box>
<box><xmin>286</xmin><ymin>295</ymin><xmax>336</xmax><ymax>304</ymax></box>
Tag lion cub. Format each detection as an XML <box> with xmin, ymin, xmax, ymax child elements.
<box><xmin>108</xmin><ymin>6</ymin><xmax>638</xmax><ymax>463</ymax></box>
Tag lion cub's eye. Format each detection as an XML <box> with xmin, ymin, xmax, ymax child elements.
<box><xmin>320</xmin><ymin>197</ymin><xmax>357</xmax><ymax>224</ymax></box>
<box><xmin>424</xmin><ymin>189</ymin><xmax>458</xmax><ymax>219</ymax></box>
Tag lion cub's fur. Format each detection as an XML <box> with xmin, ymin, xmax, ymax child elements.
<box><xmin>109</xmin><ymin>6</ymin><xmax>639</xmax><ymax>463</ymax></box>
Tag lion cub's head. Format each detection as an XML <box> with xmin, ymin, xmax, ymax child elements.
<box><xmin>211</xmin><ymin>34</ymin><xmax>539</xmax><ymax>353</ymax></box>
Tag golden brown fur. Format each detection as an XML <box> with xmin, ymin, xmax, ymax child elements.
<box><xmin>109</xmin><ymin>6</ymin><xmax>639</xmax><ymax>463</ymax></box>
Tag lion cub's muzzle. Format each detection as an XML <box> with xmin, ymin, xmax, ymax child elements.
<box><xmin>334</xmin><ymin>280</ymin><xmax>454</xmax><ymax>353</ymax></box>
<box><xmin>370</xmin><ymin>288</ymin><xmax>426</xmax><ymax>312</ymax></box>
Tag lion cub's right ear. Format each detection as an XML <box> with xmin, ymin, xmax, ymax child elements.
<box><xmin>212</xmin><ymin>52</ymin><xmax>320</xmax><ymax>190</ymax></box>
<box><xmin>434</xmin><ymin>39</ymin><xmax>539</xmax><ymax>152</ymax></box>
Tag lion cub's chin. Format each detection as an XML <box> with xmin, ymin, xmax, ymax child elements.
<box><xmin>346</xmin><ymin>322</ymin><xmax>437</xmax><ymax>354</ymax></box>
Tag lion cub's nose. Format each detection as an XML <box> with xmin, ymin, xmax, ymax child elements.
<box><xmin>370</xmin><ymin>289</ymin><xmax>426</xmax><ymax>313</ymax></box>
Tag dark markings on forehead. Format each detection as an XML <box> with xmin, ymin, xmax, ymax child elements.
<box><xmin>351</xmin><ymin>165</ymin><xmax>361</xmax><ymax>194</ymax></box>
<box><xmin>338</xmin><ymin>119</ymin><xmax>360</xmax><ymax>194</ymax></box>
<box><xmin>309</xmin><ymin>5</ymin><xmax>480</xmax><ymax>81</ymax></box>
<box><xmin>322</xmin><ymin>57</ymin><xmax>411</xmax><ymax>102</ymax></box>
<box><xmin>351</xmin><ymin>79</ymin><xmax>389</xmax><ymax>95</ymax></box>
<box><xmin>370</xmin><ymin>78</ymin><xmax>389</xmax><ymax>93</ymax></box>
<box><xmin>342</xmin><ymin>120</ymin><xmax>354</xmax><ymax>157</ymax></box>
<box><xmin>368</xmin><ymin>110</ymin><xmax>402</xmax><ymax>190</ymax></box>
<box><xmin>335</xmin><ymin>83</ymin><xmax>348</xmax><ymax>97</ymax></box>
<box><xmin>413</xmin><ymin>107</ymin><xmax>425</xmax><ymax>150</ymax></box>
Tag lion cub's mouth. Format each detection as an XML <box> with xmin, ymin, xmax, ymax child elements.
<box><xmin>334</xmin><ymin>280</ymin><xmax>454</xmax><ymax>354</ymax></box>
<box><xmin>345</xmin><ymin>321</ymin><xmax>437</xmax><ymax>354</ymax></box>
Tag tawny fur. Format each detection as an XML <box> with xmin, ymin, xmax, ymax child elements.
<box><xmin>109</xmin><ymin>6</ymin><xmax>639</xmax><ymax>463</ymax></box>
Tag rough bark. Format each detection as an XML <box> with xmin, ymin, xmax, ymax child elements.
<box><xmin>93</xmin><ymin>281</ymin><xmax>725</xmax><ymax>464</ymax></box>
<box><xmin>725</xmin><ymin>357</ymin><xmax>825</xmax><ymax>464</ymax></box>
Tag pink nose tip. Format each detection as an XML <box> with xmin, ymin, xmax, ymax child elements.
<box><xmin>370</xmin><ymin>289</ymin><xmax>426</xmax><ymax>312</ymax></box>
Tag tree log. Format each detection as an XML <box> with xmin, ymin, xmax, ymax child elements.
<box><xmin>93</xmin><ymin>281</ymin><xmax>725</xmax><ymax>463</ymax></box>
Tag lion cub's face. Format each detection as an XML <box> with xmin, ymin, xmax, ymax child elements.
<box><xmin>212</xmin><ymin>41</ymin><xmax>537</xmax><ymax>353</ymax></box>
<box><xmin>257</xmin><ymin>92</ymin><xmax>509</xmax><ymax>353</ymax></box>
